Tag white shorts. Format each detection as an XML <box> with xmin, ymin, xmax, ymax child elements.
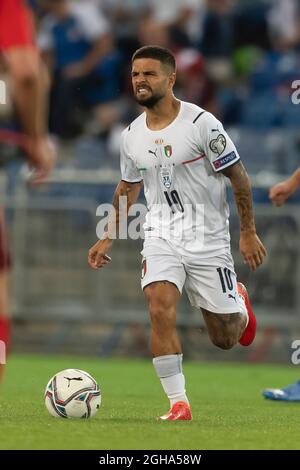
<box><xmin>141</xmin><ymin>238</ymin><xmax>240</xmax><ymax>314</ymax></box>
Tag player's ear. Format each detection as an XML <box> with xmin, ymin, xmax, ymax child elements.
<box><xmin>169</xmin><ymin>72</ymin><xmax>176</xmax><ymax>88</ymax></box>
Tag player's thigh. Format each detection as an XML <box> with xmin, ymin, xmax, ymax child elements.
<box><xmin>144</xmin><ymin>281</ymin><xmax>181</xmax><ymax>330</ymax></box>
<box><xmin>141</xmin><ymin>238</ymin><xmax>186</xmax><ymax>301</ymax></box>
<box><xmin>141</xmin><ymin>238</ymin><xmax>184</xmax><ymax>320</ymax></box>
<box><xmin>184</xmin><ymin>257</ymin><xmax>239</xmax><ymax>314</ymax></box>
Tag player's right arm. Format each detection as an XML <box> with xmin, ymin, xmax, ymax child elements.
<box><xmin>88</xmin><ymin>180</ymin><xmax>142</xmax><ymax>269</ymax></box>
<box><xmin>269</xmin><ymin>167</ymin><xmax>300</xmax><ymax>206</ymax></box>
<box><xmin>88</xmin><ymin>127</ymin><xmax>142</xmax><ymax>269</ymax></box>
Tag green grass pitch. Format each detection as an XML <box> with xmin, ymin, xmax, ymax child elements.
<box><xmin>0</xmin><ymin>354</ymin><xmax>299</xmax><ymax>450</ymax></box>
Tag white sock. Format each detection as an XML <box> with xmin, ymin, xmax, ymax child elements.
<box><xmin>160</xmin><ymin>373</ymin><xmax>188</xmax><ymax>406</ymax></box>
<box><xmin>238</xmin><ymin>290</ymin><xmax>249</xmax><ymax>328</ymax></box>
<box><xmin>153</xmin><ymin>354</ymin><xmax>189</xmax><ymax>407</ymax></box>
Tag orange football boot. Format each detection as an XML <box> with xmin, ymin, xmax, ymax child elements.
<box><xmin>158</xmin><ymin>401</ymin><xmax>192</xmax><ymax>421</ymax></box>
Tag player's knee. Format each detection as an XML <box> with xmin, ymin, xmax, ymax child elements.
<box><xmin>211</xmin><ymin>334</ymin><xmax>236</xmax><ymax>350</ymax></box>
<box><xmin>149</xmin><ymin>303</ymin><xmax>176</xmax><ymax>330</ymax></box>
<box><xmin>7</xmin><ymin>50</ymin><xmax>40</xmax><ymax>83</ymax></box>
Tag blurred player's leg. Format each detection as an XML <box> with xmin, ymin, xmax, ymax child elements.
<box><xmin>5</xmin><ymin>48</ymin><xmax>54</xmax><ymax>182</ymax></box>
<box><xmin>0</xmin><ymin>211</ymin><xmax>11</xmax><ymax>382</ymax></box>
<box><xmin>144</xmin><ymin>281</ymin><xmax>192</xmax><ymax>421</ymax></box>
<box><xmin>0</xmin><ymin>0</ymin><xmax>55</xmax><ymax>183</ymax></box>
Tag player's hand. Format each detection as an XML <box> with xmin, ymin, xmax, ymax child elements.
<box><xmin>63</xmin><ymin>62</ymin><xmax>86</xmax><ymax>79</ymax></box>
<box><xmin>88</xmin><ymin>238</ymin><xmax>112</xmax><ymax>270</ymax></box>
<box><xmin>27</xmin><ymin>137</ymin><xmax>56</xmax><ymax>185</ymax></box>
<box><xmin>239</xmin><ymin>231</ymin><xmax>267</xmax><ymax>271</ymax></box>
<box><xmin>269</xmin><ymin>180</ymin><xmax>296</xmax><ymax>207</ymax></box>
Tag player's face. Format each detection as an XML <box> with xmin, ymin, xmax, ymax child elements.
<box><xmin>131</xmin><ymin>58</ymin><xmax>174</xmax><ymax>108</ymax></box>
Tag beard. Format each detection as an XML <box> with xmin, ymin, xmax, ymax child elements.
<box><xmin>134</xmin><ymin>90</ymin><xmax>164</xmax><ymax>108</ymax></box>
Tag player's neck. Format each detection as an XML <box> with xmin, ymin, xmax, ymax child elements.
<box><xmin>145</xmin><ymin>97</ymin><xmax>181</xmax><ymax>131</ymax></box>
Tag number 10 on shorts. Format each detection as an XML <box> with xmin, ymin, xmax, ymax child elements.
<box><xmin>217</xmin><ymin>267</ymin><xmax>233</xmax><ymax>292</ymax></box>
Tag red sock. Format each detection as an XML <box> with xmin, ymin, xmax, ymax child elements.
<box><xmin>0</xmin><ymin>316</ymin><xmax>10</xmax><ymax>381</ymax></box>
<box><xmin>0</xmin><ymin>316</ymin><xmax>11</xmax><ymax>351</ymax></box>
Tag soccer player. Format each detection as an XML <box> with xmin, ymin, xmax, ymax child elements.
<box><xmin>269</xmin><ymin>167</ymin><xmax>300</xmax><ymax>207</ymax></box>
<box><xmin>88</xmin><ymin>46</ymin><xmax>267</xmax><ymax>420</ymax></box>
<box><xmin>262</xmin><ymin>166</ymin><xmax>300</xmax><ymax>401</ymax></box>
<box><xmin>0</xmin><ymin>0</ymin><xmax>55</xmax><ymax>380</ymax></box>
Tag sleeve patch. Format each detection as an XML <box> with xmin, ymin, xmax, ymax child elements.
<box><xmin>213</xmin><ymin>151</ymin><xmax>238</xmax><ymax>170</ymax></box>
<box><xmin>209</xmin><ymin>134</ymin><xmax>226</xmax><ymax>155</ymax></box>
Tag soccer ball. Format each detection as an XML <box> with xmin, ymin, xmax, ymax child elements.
<box><xmin>45</xmin><ymin>369</ymin><xmax>101</xmax><ymax>419</ymax></box>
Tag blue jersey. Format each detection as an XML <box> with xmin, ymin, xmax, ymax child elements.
<box><xmin>26</xmin><ymin>0</ymin><xmax>37</xmax><ymax>10</ymax></box>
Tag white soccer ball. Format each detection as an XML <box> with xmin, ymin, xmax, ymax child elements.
<box><xmin>45</xmin><ymin>369</ymin><xmax>101</xmax><ymax>419</ymax></box>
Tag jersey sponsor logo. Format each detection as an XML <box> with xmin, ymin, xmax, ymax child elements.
<box><xmin>148</xmin><ymin>148</ymin><xmax>158</xmax><ymax>158</ymax></box>
<box><xmin>209</xmin><ymin>134</ymin><xmax>226</xmax><ymax>155</ymax></box>
<box><xmin>164</xmin><ymin>145</ymin><xmax>172</xmax><ymax>158</ymax></box>
<box><xmin>213</xmin><ymin>151</ymin><xmax>237</xmax><ymax>169</ymax></box>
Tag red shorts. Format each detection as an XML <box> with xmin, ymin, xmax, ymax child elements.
<box><xmin>0</xmin><ymin>0</ymin><xmax>35</xmax><ymax>51</ymax></box>
<box><xmin>0</xmin><ymin>210</ymin><xmax>10</xmax><ymax>270</ymax></box>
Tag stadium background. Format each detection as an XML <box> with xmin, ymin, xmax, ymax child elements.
<box><xmin>1</xmin><ymin>0</ymin><xmax>300</xmax><ymax>450</ymax></box>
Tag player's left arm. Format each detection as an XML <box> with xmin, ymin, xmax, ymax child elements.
<box><xmin>222</xmin><ymin>161</ymin><xmax>267</xmax><ymax>271</ymax></box>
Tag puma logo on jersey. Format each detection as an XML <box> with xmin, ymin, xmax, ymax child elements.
<box><xmin>148</xmin><ymin>148</ymin><xmax>158</xmax><ymax>158</ymax></box>
<box><xmin>228</xmin><ymin>293</ymin><xmax>237</xmax><ymax>302</ymax></box>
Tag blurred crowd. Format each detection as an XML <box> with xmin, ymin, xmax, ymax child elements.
<box><xmin>1</xmin><ymin>0</ymin><xmax>300</xmax><ymax>169</ymax></box>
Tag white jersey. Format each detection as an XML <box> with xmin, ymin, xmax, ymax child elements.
<box><xmin>120</xmin><ymin>101</ymin><xmax>240</xmax><ymax>258</ymax></box>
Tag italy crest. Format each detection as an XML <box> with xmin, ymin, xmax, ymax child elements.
<box><xmin>164</xmin><ymin>145</ymin><xmax>172</xmax><ymax>158</ymax></box>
